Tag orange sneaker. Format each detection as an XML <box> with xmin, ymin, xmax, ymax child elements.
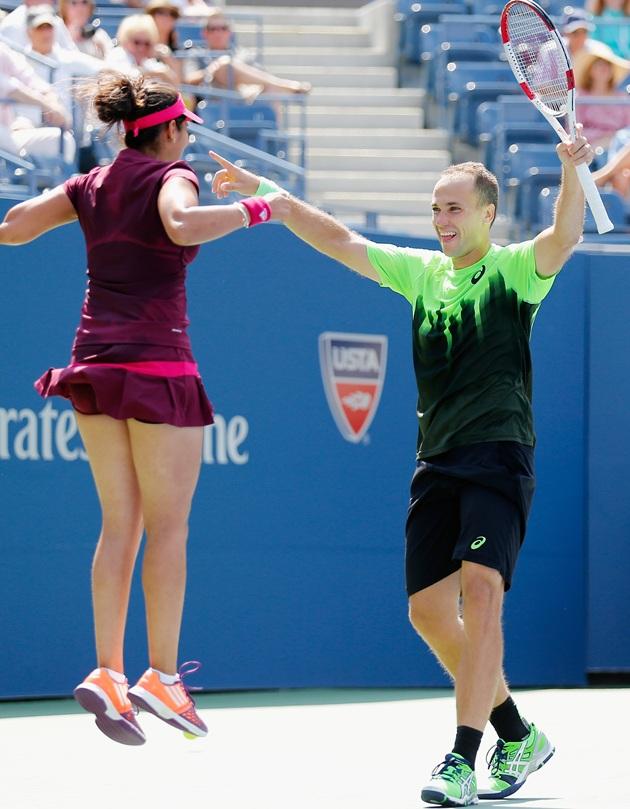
<box><xmin>73</xmin><ymin>668</ymin><xmax>146</xmax><ymax>746</ymax></box>
<box><xmin>128</xmin><ymin>661</ymin><xmax>208</xmax><ymax>737</ymax></box>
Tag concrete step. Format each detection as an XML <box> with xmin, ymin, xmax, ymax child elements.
<box><xmin>226</xmin><ymin>6</ymin><xmax>362</xmax><ymax>26</ymax></box>
<box><xmin>263</xmin><ymin>48</ymin><xmax>394</xmax><ymax>67</ymax></box>
<box><xmin>337</xmin><ymin>213</ymin><xmax>439</xmax><ymax>238</ymax></box>
<box><xmin>308</xmin><ymin>149</ymin><xmax>450</xmax><ymax>172</ymax></box>
<box><xmin>309</xmin><ymin>87</ymin><xmax>425</xmax><ymax>107</ymax></box>
<box><xmin>308</xmin><ymin>170</ymin><xmax>441</xmax><ymax>194</ymax></box>
<box><xmin>294</xmin><ymin>128</ymin><xmax>450</xmax><ymax>150</ymax></box>
<box><xmin>294</xmin><ymin>107</ymin><xmax>424</xmax><ymax>130</ymax></box>
<box><xmin>234</xmin><ymin>26</ymin><xmax>371</xmax><ymax>49</ymax></box>
<box><xmin>271</xmin><ymin>65</ymin><xmax>398</xmax><ymax>88</ymax></box>
<box><xmin>313</xmin><ymin>191</ymin><xmax>434</xmax><ymax>214</ymax></box>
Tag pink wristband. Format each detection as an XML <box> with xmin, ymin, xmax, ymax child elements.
<box><xmin>240</xmin><ymin>197</ymin><xmax>272</xmax><ymax>227</ymax></box>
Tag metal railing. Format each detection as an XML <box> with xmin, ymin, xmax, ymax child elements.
<box><xmin>185</xmin><ymin>121</ymin><xmax>306</xmax><ymax>200</ymax></box>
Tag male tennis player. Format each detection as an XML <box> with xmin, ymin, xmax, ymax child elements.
<box><xmin>211</xmin><ymin>128</ymin><xmax>592</xmax><ymax>807</ymax></box>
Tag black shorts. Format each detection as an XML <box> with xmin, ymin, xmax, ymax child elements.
<box><xmin>405</xmin><ymin>442</ymin><xmax>535</xmax><ymax>596</ymax></box>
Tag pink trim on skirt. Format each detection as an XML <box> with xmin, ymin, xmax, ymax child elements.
<box><xmin>69</xmin><ymin>360</ymin><xmax>200</xmax><ymax>378</ymax></box>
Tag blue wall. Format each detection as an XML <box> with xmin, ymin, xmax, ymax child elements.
<box><xmin>587</xmin><ymin>254</ymin><xmax>630</xmax><ymax>672</ymax></box>
<box><xmin>0</xmin><ymin>203</ymin><xmax>624</xmax><ymax>698</ymax></box>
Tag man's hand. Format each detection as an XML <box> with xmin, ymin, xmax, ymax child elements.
<box><xmin>556</xmin><ymin>124</ymin><xmax>594</xmax><ymax>169</ymax></box>
<box><xmin>263</xmin><ymin>191</ymin><xmax>291</xmax><ymax>223</ymax></box>
<box><xmin>210</xmin><ymin>151</ymin><xmax>261</xmax><ymax>198</ymax></box>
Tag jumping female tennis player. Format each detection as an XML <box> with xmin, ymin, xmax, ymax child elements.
<box><xmin>0</xmin><ymin>71</ymin><xmax>286</xmax><ymax>745</ymax></box>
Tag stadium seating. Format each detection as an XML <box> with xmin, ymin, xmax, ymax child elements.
<box><xmin>0</xmin><ymin>147</ymin><xmax>37</xmax><ymax>200</ymax></box>
<box><xmin>538</xmin><ymin>186</ymin><xmax>630</xmax><ymax>235</ymax></box>
<box><xmin>398</xmin><ymin>1</ymin><xmax>469</xmax><ymax>63</ymax></box>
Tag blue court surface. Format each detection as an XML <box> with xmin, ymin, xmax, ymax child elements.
<box><xmin>1</xmin><ymin>686</ymin><xmax>627</xmax><ymax>808</ymax></box>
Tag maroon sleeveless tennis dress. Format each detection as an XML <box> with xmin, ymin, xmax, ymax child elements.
<box><xmin>35</xmin><ymin>148</ymin><xmax>214</xmax><ymax>426</ymax></box>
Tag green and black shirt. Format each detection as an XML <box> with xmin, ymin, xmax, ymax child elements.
<box><xmin>367</xmin><ymin>241</ymin><xmax>556</xmax><ymax>460</ymax></box>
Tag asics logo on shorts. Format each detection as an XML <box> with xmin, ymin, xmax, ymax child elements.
<box><xmin>471</xmin><ymin>536</ymin><xmax>487</xmax><ymax>549</ymax></box>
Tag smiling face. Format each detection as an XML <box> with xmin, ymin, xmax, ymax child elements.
<box><xmin>431</xmin><ymin>173</ymin><xmax>495</xmax><ymax>269</ymax></box>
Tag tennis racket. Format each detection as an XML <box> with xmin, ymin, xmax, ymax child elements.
<box><xmin>500</xmin><ymin>0</ymin><xmax>614</xmax><ymax>234</ymax></box>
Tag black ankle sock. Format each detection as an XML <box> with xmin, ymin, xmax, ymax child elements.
<box><xmin>452</xmin><ymin>725</ymin><xmax>483</xmax><ymax>768</ymax></box>
<box><xmin>489</xmin><ymin>697</ymin><xmax>529</xmax><ymax>741</ymax></box>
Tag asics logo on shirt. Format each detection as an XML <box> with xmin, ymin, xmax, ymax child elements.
<box><xmin>471</xmin><ymin>266</ymin><xmax>486</xmax><ymax>285</ymax></box>
<box><xmin>471</xmin><ymin>536</ymin><xmax>487</xmax><ymax>549</ymax></box>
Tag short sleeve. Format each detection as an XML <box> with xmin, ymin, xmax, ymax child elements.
<box><xmin>162</xmin><ymin>165</ymin><xmax>199</xmax><ymax>193</ymax></box>
<box><xmin>500</xmin><ymin>240</ymin><xmax>555</xmax><ymax>304</ymax></box>
<box><xmin>63</xmin><ymin>172</ymin><xmax>88</xmax><ymax>213</ymax></box>
<box><xmin>367</xmin><ymin>242</ymin><xmax>439</xmax><ymax>305</ymax></box>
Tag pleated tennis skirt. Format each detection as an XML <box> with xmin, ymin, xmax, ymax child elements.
<box><xmin>35</xmin><ymin>343</ymin><xmax>214</xmax><ymax>427</ymax></box>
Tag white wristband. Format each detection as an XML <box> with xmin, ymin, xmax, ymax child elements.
<box><xmin>234</xmin><ymin>202</ymin><xmax>250</xmax><ymax>228</ymax></box>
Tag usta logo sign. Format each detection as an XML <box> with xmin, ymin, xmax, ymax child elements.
<box><xmin>318</xmin><ymin>332</ymin><xmax>388</xmax><ymax>443</ymax></box>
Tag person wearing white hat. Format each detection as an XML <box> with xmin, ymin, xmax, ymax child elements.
<box><xmin>0</xmin><ymin>0</ymin><xmax>76</xmax><ymax>50</ymax></box>
<box><xmin>561</xmin><ymin>7</ymin><xmax>623</xmax><ymax>79</ymax></box>
<box><xmin>574</xmin><ymin>41</ymin><xmax>630</xmax><ymax>149</ymax></box>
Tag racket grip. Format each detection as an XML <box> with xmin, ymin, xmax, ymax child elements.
<box><xmin>575</xmin><ymin>163</ymin><xmax>614</xmax><ymax>234</ymax></box>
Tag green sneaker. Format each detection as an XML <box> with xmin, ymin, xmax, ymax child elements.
<box><xmin>479</xmin><ymin>721</ymin><xmax>554</xmax><ymax>800</ymax></box>
<box><xmin>421</xmin><ymin>753</ymin><xmax>478</xmax><ymax>806</ymax></box>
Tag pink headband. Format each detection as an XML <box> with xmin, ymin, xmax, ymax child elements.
<box><xmin>123</xmin><ymin>94</ymin><xmax>203</xmax><ymax>137</ymax></box>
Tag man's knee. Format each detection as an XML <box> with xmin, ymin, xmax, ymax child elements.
<box><xmin>461</xmin><ymin>562</ymin><xmax>504</xmax><ymax>615</ymax></box>
<box><xmin>408</xmin><ymin>588</ymin><xmax>451</xmax><ymax>638</ymax></box>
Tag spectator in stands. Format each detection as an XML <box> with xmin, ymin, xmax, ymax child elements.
<box><xmin>561</xmin><ymin>7</ymin><xmax>621</xmax><ymax>76</ymax></box>
<box><xmin>20</xmin><ymin>4</ymin><xmax>103</xmax><ymax>162</ymax></box>
<box><xmin>105</xmin><ymin>14</ymin><xmax>178</xmax><ymax>85</ymax></box>
<box><xmin>588</xmin><ymin>0</ymin><xmax>630</xmax><ymax>59</ymax></box>
<box><xmin>593</xmin><ymin>125</ymin><xmax>630</xmax><ymax>194</ymax></box>
<box><xmin>183</xmin><ymin>9</ymin><xmax>311</xmax><ymax>102</ymax></box>
<box><xmin>574</xmin><ymin>42</ymin><xmax>630</xmax><ymax>150</ymax></box>
<box><xmin>209</xmin><ymin>117</ymin><xmax>594</xmax><ymax>807</ymax></box>
<box><xmin>0</xmin><ymin>0</ymin><xmax>76</xmax><ymax>50</ymax></box>
<box><xmin>59</xmin><ymin>0</ymin><xmax>113</xmax><ymax>60</ymax></box>
<box><xmin>146</xmin><ymin>0</ymin><xmax>183</xmax><ymax>84</ymax></box>
<box><xmin>0</xmin><ymin>41</ymin><xmax>74</xmax><ymax>162</ymax></box>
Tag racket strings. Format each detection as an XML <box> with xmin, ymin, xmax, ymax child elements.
<box><xmin>505</xmin><ymin>5</ymin><xmax>568</xmax><ymax>114</ymax></box>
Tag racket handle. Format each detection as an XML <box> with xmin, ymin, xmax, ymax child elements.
<box><xmin>575</xmin><ymin>163</ymin><xmax>614</xmax><ymax>234</ymax></box>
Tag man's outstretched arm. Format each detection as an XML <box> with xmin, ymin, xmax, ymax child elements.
<box><xmin>210</xmin><ymin>151</ymin><xmax>380</xmax><ymax>281</ymax></box>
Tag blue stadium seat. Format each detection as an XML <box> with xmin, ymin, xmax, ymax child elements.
<box><xmin>538</xmin><ymin>186</ymin><xmax>630</xmax><ymax>234</ymax></box>
<box><xmin>195</xmin><ymin>100</ymin><xmax>277</xmax><ymax>151</ymax></box>
<box><xmin>516</xmin><ymin>167</ymin><xmax>562</xmax><ymax>235</ymax></box>
<box><xmin>491</xmin><ymin>124</ymin><xmax>557</xmax><ymax>176</ymax></box>
<box><xmin>436</xmin><ymin>60</ymin><xmax>513</xmax><ymax>123</ymax></box>
<box><xmin>454</xmin><ymin>81</ymin><xmax>521</xmax><ymax>143</ymax></box>
<box><xmin>502</xmin><ymin>142</ymin><xmax>560</xmax><ymax>189</ymax></box>
<box><xmin>0</xmin><ymin>147</ymin><xmax>36</xmax><ymax>200</ymax></box>
<box><xmin>399</xmin><ymin>1</ymin><xmax>468</xmax><ymax>62</ymax></box>
<box><xmin>425</xmin><ymin>42</ymin><xmax>503</xmax><ymax>96</ymax></box>
<box><xmin>495</xmin><ymin>95</ymin><xmax>546</xmax><ymax>124</ymax></box>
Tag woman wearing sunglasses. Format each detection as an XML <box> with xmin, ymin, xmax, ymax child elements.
<box><xmin>184</xmin><ymin>8</ymin><xmax>311</xmax><ymax>102</ymax></box>
<box><xmin>105</xmin><ymin>13</ymin><xmax>178</xmax><ymax>85</ymax></box>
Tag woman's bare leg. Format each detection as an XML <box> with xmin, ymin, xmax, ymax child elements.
<box><xmin>75</xmin><ymin>413</ymin><xmax>144</xmax><ymax>673</ymax></box>
<box><xmin>127</xmin><ymin>420</ymin><xmax>203</xmax><ymax>675</ymax></box>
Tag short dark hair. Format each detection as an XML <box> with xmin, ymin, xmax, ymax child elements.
<box><xmin>438</xmin><ymin>162</ymin><xmax>499</xmax><ymax>225</ymax></box>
